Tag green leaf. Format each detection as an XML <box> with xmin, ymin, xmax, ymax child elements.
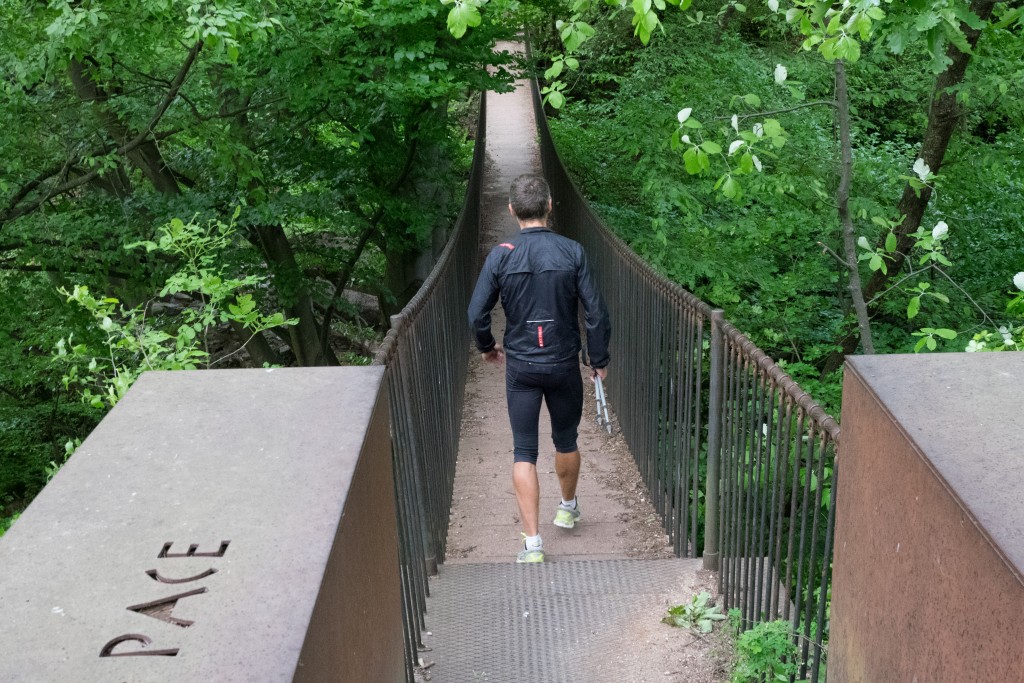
<box><xmin>446</xmin><ymin>2</ymin><xmax>482</xmax><ymax>39</ymax></box>
<box><xmin>885</xmin><ymin>232</ymin><xmax>897</xmax><ymax>253</ymax></box>
<box><xmin>738</xmin><ymin>152</ymin><xmax>754</xmax><ymax>174</ymax></box>
<box><xmin>700</xmin><ymin>140</ymin><xmax>722</xmax><ymax>154</ymax></box>
<box><xmin>934</xmin><ymin>328</ymin><xmax>957</xmax><ymax>340</ymax></box>
<box><xmin>546</xmin><ymin>90</ymin><xmax>565</xmax><ymax>109</ymax></box>
<box><xmin>722</xmin><ymin>175</ymin><xmax>741</xmax><ymax>199</ymax></box>
<box><xmin>915</xmin><ymin>12</ymin><xmax>941</xmax><ymax>31</ymax></box>
<box><xmin>907</xmin><ymin>296</ymin><xmax>920</xmax><ymax>319</ymax></box>
<box><xmin>683</xmin><ymin>147</ymin><xmax>702</xmax><ymax>174</ymax></box>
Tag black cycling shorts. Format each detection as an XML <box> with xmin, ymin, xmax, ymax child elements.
<box><xmin>506</xmin><ymin>362</ymin><xmax>583</xmax><ymax>464</ymax></box>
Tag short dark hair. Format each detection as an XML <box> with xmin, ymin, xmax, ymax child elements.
<box><xmin>509</xmin><ymin>174</ymin><xmax>551</xmax><ymax>221</ymax></box>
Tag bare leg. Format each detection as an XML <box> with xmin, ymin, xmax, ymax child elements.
<box><xmin>513</xmin><ymin>462</ymin><xmax>540</xmax><ymax>537</ymax></box>
<box><xmin>555</xmin><ymin>450</ymin><xmax>581</xmax><ymax>501</ymax></box>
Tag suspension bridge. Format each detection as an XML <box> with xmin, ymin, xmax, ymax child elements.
<box><xmin>372</xmin><ymin>41</ymin><xmax>838</xmax><ymax>682</ymax></box>
<box><xmin>2</xmin><ymin>41</ymin><xmax>1022</xmax><ymax>683</ymax></box>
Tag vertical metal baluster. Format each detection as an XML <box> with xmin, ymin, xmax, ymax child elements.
<box><xmin>766</xmin><ymin>398</ymin><xmax>793</xmax><ymax>619</ymax></box>
<box><xmin>791</xmin><ymin>419</ymin><xmax>818</xmax><ymax>641</ymax></box>
<box><xmin>783</xmin><ymin>411</ymin><xmax>805</xmax><ymax>624</ymax></box>
<box><xmin>739</xmin><ymin>357</ymin><xmax>757</xmax><ymax>623</ymax></box>
<box><xmin>809</xmin><ymin>442</ymin><xmax>838</xmax><ymax>683</ymax></box>
<box><xmin>664</xmin><ymin>294</ymin><xmax>681</xmax><ymax>550</ymax></box>
<box><xmin>750</xmin><ymin>368</ymin><xmax>769</xmax><ymax>622</ymax></box>
<box><xmin>703</xmin><ymin>310</ymin><xmax>724</xmax><ymax>569</ymax></box>
<box><xmin>691</xmin><ymin>313</ymin><xmax>705</xmax><ymax>558</ymax></box>
<box><xmin>799</xmin><ymin>431</ymin><xmax>829</xmax><ymax>680</ymax></box>
<box><xmin>728</xmin><ymin>343</ymin><xmax>744</xmax><ymax>610</ymax></box>
<box><xmin>678</xmin><ymin>306</ymin><xmax>694</xmax><ymax>556</ymax></box>
<box><xmin>655</xmin><ymin>288</ymin><xmax>671</xmax><ymax>524</ymax></box>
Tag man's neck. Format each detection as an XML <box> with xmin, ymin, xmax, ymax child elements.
<box><xmin>518</xmin><ymin>222</ymin><xmax>547</xmax><ymax>230</ymax></box>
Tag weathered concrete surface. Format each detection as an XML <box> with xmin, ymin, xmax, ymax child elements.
<box><xmin>0</xmin><ymin>367</ymin><xmax>403</xmax><ymax>683</ymax></box>
<box><xmin>830</xmin><ymin>353</ymin><xmax>1024</xmax><ymax>683</ymax></box>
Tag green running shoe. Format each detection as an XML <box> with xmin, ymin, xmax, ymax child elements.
<box><xmin>516</xmin><ymin>533</ymin><xmax>545</xmax><ymax>563</ymax></box>
<box><xmin>516</xmin><ymin>546</ymin><xmax>545</xmax><ymax>563</ymax></box>
<box><xmin>553</xmin><ymin>502</ymin><xmax>580</xmax><ymax>529</ymax></box>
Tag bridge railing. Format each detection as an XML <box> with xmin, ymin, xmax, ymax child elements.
<box><xmin>373</xmin><ymin>95</ymin><xmax>486</xmax><ymax>679</ymax></box>
<box><xmin>529</xmin><ymin>78</ymin><xmax>838</xmax><ymax>682</ymax></box>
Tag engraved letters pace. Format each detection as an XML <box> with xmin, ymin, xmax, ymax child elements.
<box><xmin>99</xmin><ymin>541</ymin><xmax>230</xmax><ymax>658</ymax></box>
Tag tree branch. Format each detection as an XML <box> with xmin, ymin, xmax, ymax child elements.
<box><xmin>317</xmin><ymin>128</ymin><xmax>423</xmax><ymax>349</ymax></box>
<box><xmin>820</xmin><ymin>0</ymin><xmax>999</xmax><ymax>374</ymax></box>
<box><xmin>815</xmin><ymin>241</ymin><xmax>847</xmax><ymax>267</ymax></box>
<box><xmin>0</xmin><ymin>260</ymin><xmax>134</xmax><ymax>280</ymax></box>
<box><xmin>729</xmin><ymin>100</ymin><xmax>838</xmax><ymax>123</ymax></box>
<box><xmin>1</xmin><ymin>41</ymin><xmax>203</xmax><ymax>229</ymax></box>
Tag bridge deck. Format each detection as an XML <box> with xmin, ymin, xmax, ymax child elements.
<box><xmin>448</xmin><ymin>45</ymin><xmax>676</xmax><ymax>565</ymax></box>
<box><xmin>421</xmin><ymin>44</ymin><xmax>708</xmax><ymax>681</ymax></box>
<box><xmin>423</xmin><ymin>558</ymin><xmax>705</xmax><ymax>682</ymax></box>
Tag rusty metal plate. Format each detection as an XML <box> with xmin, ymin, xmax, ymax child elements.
<box><xmin>0</xmin><ymin>367</ymin><xmax>403</xmax><ymax>683</ymax></box>
<box><xmin>844</xmin><ymin>352</ymin><xmax>1024</xmax><ymax>578</ymax></box>
<box><xmin>830</xmin><ymin>353</ymin><xmax>1024</xmax><ymax>683</ymax></box>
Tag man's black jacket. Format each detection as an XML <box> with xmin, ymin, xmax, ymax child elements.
<box><xmin>467</xmin><ymin>227</ymin><xmax>610</xmax><ymax>369</ymax></box>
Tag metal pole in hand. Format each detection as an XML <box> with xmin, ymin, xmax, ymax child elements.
<box><xmin>594</xmin><ymin>375</ymin><xmax>612</xmax><ymax>435</ymax></box>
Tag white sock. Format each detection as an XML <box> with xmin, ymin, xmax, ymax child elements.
<box><xmin>560</xmin><ymin>497</ymin><xmax>577</xmax><ymax>510</ymax></box>
<box><xmin>524</xmin><ymin>534</ymin><xmax>542</xmax><ymax>550</ymax></box>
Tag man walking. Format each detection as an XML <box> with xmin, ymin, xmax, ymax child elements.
<box><xmin>467</xmin><ymin>174</ymin><xmax>611</xmax><ymax>563</ymax></box>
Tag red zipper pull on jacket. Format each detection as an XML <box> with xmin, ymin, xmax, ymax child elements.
<box><xmin>538</xmin><ymin>325</ymin><xmax>545</xmax><ymax>347</ymax></box>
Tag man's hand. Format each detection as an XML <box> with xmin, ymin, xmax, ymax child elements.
<box><xmin>482</xmin><ymin>344</ymin><xmax>505</xmax><ymax>365</ymax></box>
<box><xmin>591</xmin><ymin>366</ymin><xmax>608</xmax><ymax>382</ymax></box>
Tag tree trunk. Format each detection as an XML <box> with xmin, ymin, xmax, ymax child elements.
<box><xmin>248</xmin><ymin>224</ymin><xmax>337</xmax><ymax>367</ymax></box>
<box><xmin>227</xmin><ymin>321</ymin><xmax>282</xmax><ymax>367</ymax></box>
<box><xmin>820</xmin><ymin>0</ymin><xmax>998</xmax><ymax>374</ymax></box>
<box><xmin>68</xmin><ymin>59</ymin><xmax>183</xmax><ymax>196</ymax></box>
<box><xmin>835</xmin><ymin>60</ymin><xmax>874</xmax><ymax>355</ymax></box>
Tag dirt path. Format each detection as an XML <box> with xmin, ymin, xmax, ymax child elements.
<box><xmin>447</xmin><ymin>43</ymin><xmax>674</xmax><ymax>564</ymax></box>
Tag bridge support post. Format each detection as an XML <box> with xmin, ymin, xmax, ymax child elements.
<box><xmin>830</xmin><ymin>354</ymin><xmax>1024</xmax><ymax>681</ymax></box>
<box><xmin>0</xmin><ymin>368</ymin><xmax>405</xmax><ymax>682</ymax></box>
<box><xmin>703</xmin><ymin>309</ymin><xmax>724</xmax><ymax>572</ymax></box>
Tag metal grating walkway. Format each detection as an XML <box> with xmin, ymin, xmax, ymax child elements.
<box><xmin>420</xmin><ymin>558</ymin><xmax>703</xmax><ymax>682</ymax></box>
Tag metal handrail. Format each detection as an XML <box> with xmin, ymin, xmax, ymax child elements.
<box><xmin>529</xmin><ymin>69</ymin><xmax>838</xmax><ymax>681</ymax></box>
<box><xmin>373</xmin><ymin>94</ymin><xmax>486</xmax><ymax>681</ymax></box>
